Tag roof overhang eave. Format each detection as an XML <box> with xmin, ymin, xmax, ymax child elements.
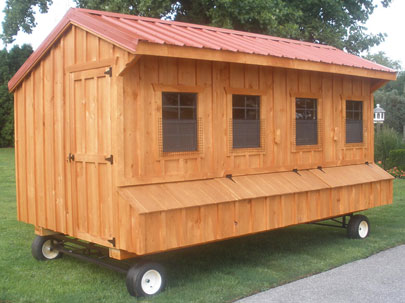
<box><xmin>134</xmin><ymin>41</ymin><xmax>397</xmax><ymax>82</ymax></box>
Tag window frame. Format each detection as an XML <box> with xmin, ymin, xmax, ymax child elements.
<box><xmin>162</xmin><ymin>92</ymin><xmax>198</xmax><ymax>153</ymax></box>
<box><xmin>225</xmin><ymin>87</ymin><xmax>267</xmax><ymax>154</ymax></box>
<box><xmin>232</xmin><ymin>94</ymin><xmax>261</xmax><ymax>149</ymax></box>
<box><xmin>291</xmin><ymin>92</ymin><xmax>323</xmax><ymax>152</ymax></box>
<box><xmin>345</xmin><ymin>100</ymin><xmax>363</xmax><ymax>144</ymax></box>
<box><xmin>343</xmin><ymin>96</ymin><xmax>367</xmax><ymax>148</ymax></box>
<box><xmin>153</xmin><ymin>84</ymin><xmax>205</xmax><ymax>157</ymax></box>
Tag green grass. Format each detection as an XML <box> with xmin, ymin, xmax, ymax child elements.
<box><xmin>1</xmin><ymin>147</ymin><xmax>405</xmax><ymax>303</ymax></box>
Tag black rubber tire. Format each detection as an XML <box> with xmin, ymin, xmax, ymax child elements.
<box><xmin>126</xmin><ymin>262</ymin><xmax>166</xmax><ymax>297</ymax></box>
<box><xmin>31</xmin><ymin>235</ymin><xmax>62</xmax><ymax>261</ymax></box>
<box><xmin>347</xmin><ymin>215</ymin><xmax>370</xmax><ymax>239</ymax></box>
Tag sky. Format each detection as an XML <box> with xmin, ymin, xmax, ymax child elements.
<box><xmin>0</xmin><ymin>0</ymin><xmax>404</xmax><ymax>69</ymax></box>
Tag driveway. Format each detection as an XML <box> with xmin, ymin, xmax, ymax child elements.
<box><xmin>236</xmin><ymin>245</ymin><xmax>405</xmax><ymax>303</ymax></box>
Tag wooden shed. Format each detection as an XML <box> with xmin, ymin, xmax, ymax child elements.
<box><xmin>9</xmin><ymin>8</ymin><xmax>396</xmax><ymax>296</ymax></box>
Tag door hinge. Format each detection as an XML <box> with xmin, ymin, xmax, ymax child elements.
<box><xmin>104</xmin><ymin>67</ymin><xmax>112</xmax><ymax>77</ymax></box>
<box><xmin>105</xmin><ymin>154</ymin><xmax>113</xmax><ymax>164</ymax></box>
<box><xmin>68</xmin><ymin>153</ymin><xmax>75</xmax><ymax>162</ymax></box>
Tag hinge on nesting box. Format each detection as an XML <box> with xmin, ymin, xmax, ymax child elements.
<box><xmin>226</xmin><ymin>174</ymin><xmax>236</xmax><ymax>183</ymax></box>
<box><xmin>104</xmin><ymin>67</ymin><xmax>112</xmax><ymax>77</ymax></box>
<box><xmin>105</xmin><ymin>154</ymin><xmax>113</xmax><ymax>164</ymax></box>
<box><xmin>108</xmin><ymin>237</ymin><xmax>116</xmax><ymax>247</ymax></box>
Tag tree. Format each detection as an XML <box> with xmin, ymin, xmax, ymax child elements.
<box><xmin>365</xmin><ymin>51</ymin><xmax>405</xmax><ymax>134</ymax></box>
<box><xmin>1</xmin><ymin>0</ymin><xmax>53</xmax><ymax>44</ymax></box>
<box><xmin>374</xmin><ymin>126</ymin><xmax>405</xmax><ymax>168</ymax></box>
<box><xmin>365</xmin><ymin>51</ymin><xmax>402</xmax><ymax>71</ymax></box>
<box><xmin>1</xmin><ymin>0</ymin><xmax>392</xmax><ymax>54</ymax></box>
<box><xmin>0</xmin><ymin>44</ymin><xmax>33</xmax><ymax>147</ymax></box>
<box><xmin>174</xmin><ymin>0</ymin><xmax>391</xmax><ymax>54</ymax></box>
<box><xmin>374</xmin><ymin>89</ymin><xmax>405</xmax><ymax>134</ymax></box>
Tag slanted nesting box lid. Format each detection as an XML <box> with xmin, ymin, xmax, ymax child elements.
<box><xmin>8</xmin><ymin>8</ymin><xmax>397</xmax><ymax>92</ymax></box>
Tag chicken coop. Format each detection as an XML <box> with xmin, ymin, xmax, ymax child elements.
<box><xmin>9</xmin><ymin>8</ymin><xmax>396</xmax><ymax>297</ymax></box>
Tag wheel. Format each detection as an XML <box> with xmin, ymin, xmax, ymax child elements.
<box><xmin>126</xmin><ymin>262</ymin><xmax>166</xmax><ymax>297</ymax></box>
<box><xmin>347</xmin><ymin>215</ymin><xmax>370</xmax><ymax>239</ymax></box>
<box><xmin>31</xmin><ymin>236</ymin><xmax>62</xmax><ymax>261</ymax></box>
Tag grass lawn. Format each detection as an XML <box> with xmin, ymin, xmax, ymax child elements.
<box><xmin>1</xmin><ymin>147</ymin><xmax>405</xmax><ymax>302</ymax></box>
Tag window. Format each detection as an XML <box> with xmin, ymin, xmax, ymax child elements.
<box><xmin>232</xmin><ymin>95</ymin><xmax>260</xmax><ymax>149</ymax></box>
<box><xmin>162</xmin><ymin>92</ymin><xmax>197</xmax><ymax>153</ymax></box>
<box><xmin>346</xmin><ymin>100</ymin><xmax>363</xmax><ymax>143</ymax></box>
<box><xmin>295</xmin><ymin>98</ymin><xmax>318</xmax><ymax>146</ymax></box>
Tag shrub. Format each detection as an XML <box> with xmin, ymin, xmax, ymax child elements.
<box><xmin>374</xmin><ymin>126</ymin><xmax>405</xmax><ymax>169</ymax></box>
<box><xmin>386</xmin><ymin>166</ymin><xmax>405</xmax><ymax>178</ymax></box>
<box><xmin>388</xmin><ymin>149</ymin><xmax>405</xmax><ymax>170</ymax></box>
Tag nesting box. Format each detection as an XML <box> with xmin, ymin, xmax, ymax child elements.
<box><xmin>9</xmin><ymin>8</ymin><xmax>396</xmax><ymax>296</ymax></box>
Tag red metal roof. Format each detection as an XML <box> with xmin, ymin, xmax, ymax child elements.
<box><xmin>8</xmin><ymin>7</ymin><xmax>395</xmax><ymax>91</ymax></box>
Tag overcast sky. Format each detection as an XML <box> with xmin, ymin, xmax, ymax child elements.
<box><xmin>0</xmin><ymin>0</ymin><xmax>404</xmax><ymax>69</ymax></box>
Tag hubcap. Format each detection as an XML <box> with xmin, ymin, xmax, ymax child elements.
<box><xmin>358</xmin><ymin>220</ymin><xmax>369</xmax><ymax>238</ymax></box>
<box><xmin>141</xmin><ymin>269</ymin><xmax>162</xmax><ymax>295</ymax></box>
<box><xmin>41</xmin><ymin>240</ymin><xmax>59</xmax><ymax>259</ymax></box>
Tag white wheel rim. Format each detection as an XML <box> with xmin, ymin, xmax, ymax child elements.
<box><xmin>358</xmin><ymin>221</ymin><xmax>369</xmax><ymax>238</ymax></box>
<box><xmin>42</xmin><ymin>240</ymin><xmax>59</xmax><ymax>259</ymax></box>
<box><xmin>141</xmin><ymin>269</ymin><xmax>162</xmax><ymax>295</ymax></box>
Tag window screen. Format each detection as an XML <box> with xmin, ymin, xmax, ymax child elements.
<box><xmin>162</xmin><ymin>92</ymin><xmax>197</xmax><ymax>152</ymax></box>
<box><xmin>232</xmin><ymin>95</ymin><xmax>261</xmax><ymax>149</ymax></box>
<box><xmin>296</xmin><ymin>98</ymin><xmax>318</xmax><ymax>146</ymax></box>
<box><xmin>346</xmin><ymin>100</ymin><xmax>363</xmax><ymax>143</ymax></box>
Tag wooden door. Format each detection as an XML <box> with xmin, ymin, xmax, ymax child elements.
<box><xmin>68</xmin><ymin>67</ymin><xmax>114</xmax><ymax>245</ymax></box>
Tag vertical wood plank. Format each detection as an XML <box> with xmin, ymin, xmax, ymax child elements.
<box><xmin>235</xmin><ymin>200</ymin><xmax>251</xmax><ymax>235</ymax></box>
<box><xmin>26</xmin><ymin>75</ymin><xmax>37</xmax><ymax>225</ymax></box>
<box><xmin>196</xmin><ymin>60</ymin><xmax>213</xmax><ymax>176</ymax></box>
<box><xmin>218</xmin><ymin>202</ymin><xmax>235</xmax><ymax>238</ymax></box>
<box><xmin>44</xmin><ymin>52</ymin><xmax>56</xmax><ymax>230</ymax></box>
<box><xmin>53</xmin><ymin>40</ymin><xmax>67</xmax><ymax>233</ymax></box>
<box><xmin>230</xmin><ymin>63</ymin><xmax>244</xmax><ymax>88</ymax></box>
<box><xmin>333</xmin><ymin>75</ymin><xmax>343</xmax><ymax>163</ymax></box>
<box><xmin>281</xmin><ymin>194</ymin><xmax>296</xmax><ymax>226</ymax></box>
<box><xmin>296</xmin><ymin>192</ymin><xmax>308</xmax><ymax>223</ymax></box>
<box><xmin>34</xmin><ymin>64</ymin><xmax>46</xmax><ymax>227</ymax></box>
<box><xmin>185</xmin><ymin>207</ymin><xmax>201</xmax><ymax>245</ymax></box>
<box><xmin>64</xmin><ymin>28</ymin><xmax>75</xmax><ymax>235</ymax></box>
<box><xmin>158</xmin><ymin>57</ymin><xmax>177</xmax><ymax>85</ymax></box>
<box><xmin>14</xmin><ymin>86</ymin><xmax>21</xmax><ymax>220</ymax></box>
<box><xmin>273</xmin><ymin>68</ymin><xmax>288</xmax><ymax>169</ymax></box>
<box><xmin>244</xmin><ymin>65</ymin><xmax>259</xmax><ymax>89</ymax></box>
<box><xmin>251</xmin><ymin>198</ymin><xmax>266</xmax><ymax>232</ymax></box>
<box><xmin>16</xmin><ymin>85</ymin><xmax>28</xmax><ymax>222</ymax></box>
<box><xmin>75</xmin><ymin>27</ymin><xmax>85</xmax><ymax>64</ymax></box>
<box><xmin>200</xmin><ymin>204</ymin><xmax>217</xmax><ymax>242</ymax></box>
<box><xmin>213</xmin><ymin>62</ymin><xmax>229</xmax><ymax>176</ymax></box>
<box><xmin>118</xmin><ymin>196</ymin><xmax>131</xmax><ymax>251</ymax></box>
<box><xmin>262</xmin><ymin>66</ymin><xmax>274</xmax><ymax>168</ymax></box>
<box><xmin>267</xmin><ymin>196</ymin><xmax>281</xmax><ymax>229</ymax></box>
<box><xmin>165</xmin><ymin>209</ymin><xmax>185</xmax><ymax>249</ymax></box>
<box><xmin>86</xmin><ymin>33</ymin><xmax>98</xmax><ymax>62</ymax></box>
<box><xmin>145</xmin><ymin>212</ymin><xmax>162</xmax><ymax>253</ymax></box>
<box><xmin>99</xmin><ymin>38</ymin><xmax>114</xmax><ymax>60</ymax></box>
<box><xmin>177</xmin><ymin>58</ymin><xmax>196</xmax><ymax>86</ymax></box>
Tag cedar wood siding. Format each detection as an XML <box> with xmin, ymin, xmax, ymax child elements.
<box><xmin>120</xmin><ymin>55</ymin><xmax>374</xmax><ymax>186</ymax></box>
<box><xmin>14</xmin><ymin>26</ymin><xmax>133</xmax><ymax>247</ymax></box>
<box><xmin>14</xmin><ymin>25</ymin><xmax>391</xmax><ymax>256</ymax></box>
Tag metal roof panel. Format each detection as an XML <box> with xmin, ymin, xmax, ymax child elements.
<box><xmin>8</xmin><ymin>7</ymin><xmax>396</xmax><ymax>91</ymax></box>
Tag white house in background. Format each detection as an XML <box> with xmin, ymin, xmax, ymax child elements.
<box><xmin>374</xmin><ymin>104</ymin><xmax>386</xmax><ymax>124</ymax></box>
